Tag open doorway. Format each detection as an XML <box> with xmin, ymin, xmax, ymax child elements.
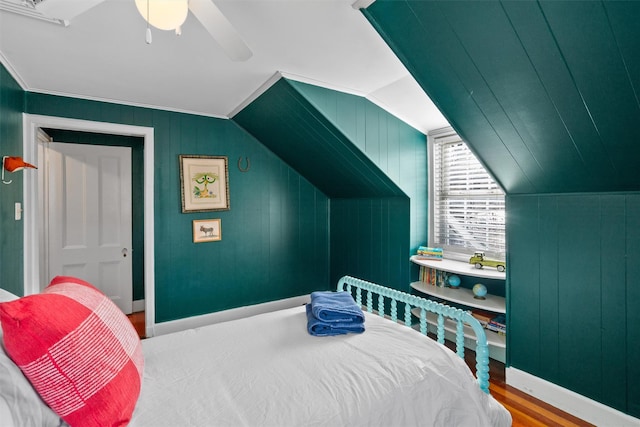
<box><xmin>22</xmin><ymin>114</ymin><xmax>157</xmax><ymax>337</ymax></box>
<box><xmin>39</xmin><ymin>129</ymin><xmax>145</xmax><ymax>315</ymax></box>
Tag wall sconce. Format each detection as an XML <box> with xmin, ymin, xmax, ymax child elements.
<box><xmin>2</xmin><ymin>156</ymin><xmax>37</xmax><ymax>185</ymax></box>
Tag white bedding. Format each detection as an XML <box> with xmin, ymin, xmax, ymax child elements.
<box><xmin>131</xmin><ymin>306</ymin><xmax>511</xmax><ymax>427</ymax></box>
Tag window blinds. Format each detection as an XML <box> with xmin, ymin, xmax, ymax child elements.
<box><xmin>432</xmin><ymin>135</ymin><xmax>505</xmax><ymax>257</ymax></box>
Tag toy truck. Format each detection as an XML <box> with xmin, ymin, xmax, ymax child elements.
<box><xmin>469</xmin><ymin>251</ymin><xmax>506</xmax><ymax>272</ymax></box>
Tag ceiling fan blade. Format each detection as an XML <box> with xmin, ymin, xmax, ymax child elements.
<box><xmin>35</xmin><ymin>0</ymin><xmax>107</xmax><ymax>21</ymax></box>
<box><xmin>189</xmin><ymin>0</ymin><xmax>252</xmax><ymax>62</ymax></box>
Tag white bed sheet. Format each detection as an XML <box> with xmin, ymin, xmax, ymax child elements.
<box><xmin>131</xmin><ymin>306</ymin><xmax>511</xmax><ymax>427</ymax></box>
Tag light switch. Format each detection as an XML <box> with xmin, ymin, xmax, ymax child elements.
<box><xmin>15</xmin><ymin>202</ymin><xmax>22</xmax><ymax>221</ymax></box>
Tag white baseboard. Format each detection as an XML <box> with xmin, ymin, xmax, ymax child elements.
<box><xmin>506</xmin><ymin>367</ymin><xmax>640</xmax><ymax>426</ymax></box>
<box><xmin>132</xmin><ymin>299</ymin><xmax>145</xmax><ymax>313</ymax></box>
<box><xmin>151</xmin><ymin>295</ymin><xmax>310</xmax><ymax>337</ymax></box>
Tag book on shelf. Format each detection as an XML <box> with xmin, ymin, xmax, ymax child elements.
<box><xmin>469</xmin><ymin>309</ymin><xmax>494</xmax><ymax>328</ymax></box>
<box><xmin>419</xmin><ymin>265</ymin><xmax>448</xmax><ymax>287</ymax></box>
<box><xmin>486</xmin><ymin>314</ymin><xmax>506</xmax><ymax>335</ymax></box>
<box><xmin>415</xmin><ymin>246</ymin><xmax>443</xmax><ymax>261</ymax></box>
<box><xmin>486</xmin><ymin>324</ymin><xmax>506</xmax><ymax>335</ymax></box>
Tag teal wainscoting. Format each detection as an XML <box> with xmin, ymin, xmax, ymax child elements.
<box><xmin>0</xmin><ymin>64</ymin><xmax>25</xmax><ymax>296</ymax></box>
<box><xmin>508</xmin><ymin>193</ymin><xmax>640</xmax><ymax>418</ymax></box>
<box><xmin>24</xmin><ymin>92</ymin><xmax>330</xmax><ymax>323</ymax></box>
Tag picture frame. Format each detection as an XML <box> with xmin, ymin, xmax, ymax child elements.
<box><xmin>192</xmin><ymin>219</ymin><xmax>222</xmax><ymax>243</ymax></box>
<box><xmin>179</xmin><ymin>155</ymin><xmax>230</xmax><ymax>213</ymax></box>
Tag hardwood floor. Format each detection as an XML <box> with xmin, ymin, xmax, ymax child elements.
<box><xmin>127</xmin><ymin>311</ymin><xmax>145</xmax><ymax>339</ymax></box>
<box><xmin>127</xmin><ymin>312</ymin><xmax>593</xmax><ymax>426</ymax></box>
<box><xmin>449</xmin><ymin>341</ymin><xmax>594</xmax><ymax>427</ymax></box>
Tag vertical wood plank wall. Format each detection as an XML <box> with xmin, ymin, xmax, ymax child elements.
<box><xmin>0</xmin><ymin>65</ymin><xmax>24</xmax><ymax>296</ymax></box>
<box><xmin>330</xmin><ymin>197</ymin><xmax>410</xmax><ymax>290</ymax></box>
<box><xmin>508</xmin><ymin>193</ymin><xmax>640</xmax><ymax>417</ymax></box>
<box><xmin>234</xmin><ymin>79</ymin><xmax>427</xmax><ymax>291</ymax></box>
<box><xmin>289</xmin><ymin>80</ymin><xmax>427</xmax><ymax>257</ymax></box>
<box><xmin>20</xmin><ymin>91</ymin><xmax>330</xmax><ymax>323</ymax></box>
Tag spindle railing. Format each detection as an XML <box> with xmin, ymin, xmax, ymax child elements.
<box><xmin>337</xmin><ymin>275</ymin><xmax>490</xmax><ymax>394</ymax></box>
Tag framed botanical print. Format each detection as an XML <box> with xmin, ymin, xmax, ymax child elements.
<box><xmin>179</xmin><ymin>155</ymin><xmax>229</xmax><ymax>213</ymax></box>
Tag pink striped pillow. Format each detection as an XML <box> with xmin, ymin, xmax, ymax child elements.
<box><xmin>0</xmin><ymin>276</ymin><xmax>143</xmax><ymax>427</ymax></box>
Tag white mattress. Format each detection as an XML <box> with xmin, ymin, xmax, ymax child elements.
<box><xmin>131</xmin><ymin>306</ymin><xmax>511</xmax><ymax>427</ymax></box>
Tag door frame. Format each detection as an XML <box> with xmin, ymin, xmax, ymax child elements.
<box><xmin>23</xmin><ymin>114</ymin><xmax>157</xmax><ymax>337</ymax></box>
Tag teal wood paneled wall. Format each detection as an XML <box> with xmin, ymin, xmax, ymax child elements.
<box><xmin>364</xmin><ymin>1</ymin><xmax>640</xmax><ymax>194</ymax></box>
<box><xmin>330</xmin><ymin>197</ymin><xmax>409</xmax><ymax>290</ymax></box>
<box><xmin>234</xmin><ymin>78</ymin><xmax>427</xmax><ymax>291</ymax></box>
<box><xmin>365</xmin><ymin>1</ymin><xmax>640</xmax><ymax>418</ymax></box>
<box><xmin>43</xmin><ymin>129</ymin><xmax>145</xmax><ymax>301</ymax></box>
<box><xmin>23</xmin><ymin>92</ymin><xmax>330</xmax><ymax>323</ymax></box>
<box><xmin>508</xmin><ymin>193</ymin><xmax>640</xmax><ymax>417</ymax></box>
<box><xmin>0</xmin><ymin>64</ymin><xmax>24</xmax><ymax>296</ymax></box>
<box><xmin>288</xmin><ymin>80</ymin><xmax>427</xmax><ymax>255</ymax></box>
<box><xmin>233</xmin><ymin>79</ymin><xmax>405</xmax><ymax>198</ymax></box>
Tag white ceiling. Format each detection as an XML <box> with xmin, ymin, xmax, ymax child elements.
<box><xmin>0</xmin><ymin>0</ymin><xmax>449</xmax><ymax>133</ymax></box>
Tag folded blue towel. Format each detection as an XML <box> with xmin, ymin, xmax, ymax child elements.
<box><xmin>310</xmin><ymin>291</ymin><xmax>365</xmax><ymax>323</ymax></box>
<box><xmin>306</xmin><ymin>304</ymin><xmax>365</xmax><ymax>336</ymax></box>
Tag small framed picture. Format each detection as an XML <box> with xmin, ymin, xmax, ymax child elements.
<box><xmin>180</xmin><ymin>155</ymin><xmax>230</xmax><ymax>213</ymax></box>
<box><xmin>193</xmin><ymin>219</ymin><xmax>221</xmax><ymax>243</ymax></box>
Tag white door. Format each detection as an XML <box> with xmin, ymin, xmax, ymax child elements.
<box><xmin>44</xmin><ymin>142</ymin><xmax>133</xmax><ymax>314</ymax></box>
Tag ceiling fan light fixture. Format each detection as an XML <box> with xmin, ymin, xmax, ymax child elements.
<box><xmin>134</xmin><ymin>0</ymin><xmax>188</xmax><ymax>32</ymax></box>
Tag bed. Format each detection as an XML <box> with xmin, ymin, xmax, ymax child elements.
<box><xmin>0</xmin><ymin>276</ymin><xmax>511</xmax><ymax>427</ymax></box>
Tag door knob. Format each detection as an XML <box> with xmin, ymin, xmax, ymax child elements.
<box><xmin>122</xmin><ymin>248</ymin><xmax>128</xmax><ymax>258</ymax></box>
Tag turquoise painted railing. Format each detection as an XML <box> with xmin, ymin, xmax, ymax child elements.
<box><xmin>337</xmin><ymin>275</ymin><xmax>490</xmax><ymax>394</ymax></box>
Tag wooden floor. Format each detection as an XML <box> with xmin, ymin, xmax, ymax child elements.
<box><xmin>127</xmin><ymin>312</ymin><xmax>593</xmax><ymax>426</ymax></box>
<box><xmin>128</xmin><ymin>311</ymin><xmax>146</xmax><ymax>339</ymax></box>
<box><xmin>445</xmin><ymin>340</ymin><xmax>594</xmax><ymax>427</ymax></box>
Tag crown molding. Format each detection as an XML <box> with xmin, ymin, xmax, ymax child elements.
<box><xmin>0</xmin><ymin>50</ymin><xmax>28</xmax><ymax>90</ymax></box>
<box><xmin>24</xmin><ymin>87</ymin><xmax>229</xmax><ymax>120</ymax></box>
<box><xmin>279</xmin><ymin>71</ymin><xmax>367</xmax><ymax>98</ymax></box>
<box><xmin>351</xmin><ymin>0</ymin><xmax>376</xmax><ymax>10</ymax></box>
<box><xmin>227</xmin><ymin>71</ymin><xmax>283</xmax><ymax>118</ymax></box>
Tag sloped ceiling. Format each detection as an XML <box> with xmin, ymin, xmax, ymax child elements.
<box><xmin>233</xmin><ymin>78</ymin><xmax>406</xmax><ymax>198</ymax></box>
<box><xmin>0</xmin><ymin>0</ymin><xmax>449</xmax><ymax>134</ymax></box>
<box><xmin>364</xmin><ymin>0</ymin><xmax>640</xmax><ymax>195</ymax></box>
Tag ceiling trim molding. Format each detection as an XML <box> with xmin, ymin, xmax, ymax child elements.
<box><xmin>0</xmin><ymin>50</ymin><xmax>28</xmax><ymax>90</ymax></box>
<box><xmin>227</xmin><ymin>71</ymin><xmax>283</xmax><ymax>118</ymax></box>
<box><xmin>228</xmin><ymin>70</ymin><xmax>375</xmax><ymax>119</ymax></box>
<box><xmin>352</xmin><ymin>0</ymin><xmax>376</xmax><ymax>10</ymax></box>
<box><xmin>23</xmin><ymin>88</ymin><xmax>229</xmax><ymax>120</ymax></box>
<box><xmin>279</xmin><ymin>71</ymin><xmax>367</xmax><ymax>98</ymax></box>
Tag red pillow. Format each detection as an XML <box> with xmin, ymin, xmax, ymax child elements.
<box><xmin>0</xmin><ymin>276</ymin><xmax>143</xmax><ymax>427</ymax></box>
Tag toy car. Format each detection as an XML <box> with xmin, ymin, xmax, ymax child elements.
<box><xmin>469</xmin><ymin>251</ymin><xmax>506</xmax><ymax>272</ymax></box>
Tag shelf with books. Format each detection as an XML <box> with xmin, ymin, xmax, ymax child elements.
<box><xmin>410</xmin><ymin>308</ymin><xmax>506</xmax><ymax>348</ymax></box>
<box><xmin>410</xmin><ymin>255</ymin><xmax>507</xmax><ymax>362</ymax></box>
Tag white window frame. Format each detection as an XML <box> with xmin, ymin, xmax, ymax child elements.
<box><xmin>428</xmin><ymin>127</ymin><xmax>506</xmax><ymax>262</ymax></box>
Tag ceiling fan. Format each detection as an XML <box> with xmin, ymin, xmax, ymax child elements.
<box><xmin>31</xmin><ymin>0</ymin><xmax>253</xmax><ymax>61</ymax></box>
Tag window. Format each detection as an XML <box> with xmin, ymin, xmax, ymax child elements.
<box><xmin>428</xmin><ymin>128</ymin><xmax>505</xmax><ymax>261</ymax></box>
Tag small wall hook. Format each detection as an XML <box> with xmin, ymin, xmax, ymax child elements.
<box><xmin>238</xmin><ymin>156</ymin><xmax>251</xmax><ymax>172</ymax></box>
<box><xmin>2</xmin><ymin>156</ymin><xmax>12</xmax><ymax>185</ymax></box>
